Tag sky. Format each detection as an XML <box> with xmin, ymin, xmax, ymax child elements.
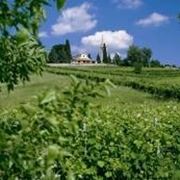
<box><xmin>39</xmin><ymin>0</ymin><xmax>180</xmax><ymax>65</ymax></box>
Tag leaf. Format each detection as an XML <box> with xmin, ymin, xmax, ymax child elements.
<box><xmin>70</xmin><ymin>75</ymin><xmax>79</xmax><ymax>85</ymax></box>
<box><xmin>172</xmin><ymin>170</ymin><xmax>180</xmax><ymax>179</ymax></box>
<box><xmin>15</xmin><ymin>28</ymin><xmax>29</xmax><ymax>44</ymax></box>
<box><xmin>48</xmin><ymin>116</ymin><xmax>58</xmax><ymax>126</ymax></box>
<box><xmin>105</xmin><ymin>171</ymin><xmax>112</xmax><ymax>178</ymax></box>
<box><xmin>105</xmin><ymin>79</ymin><xmax>116</xmax><ymax>88</ymax></box>
<box><xmin>21</xmin><ymin>103</ymin><xmax>36</xmax><ymax>115</ymax></box>
<box><xmin>97</xmin><ymin>161</ymin><xmax>105</xmax><ymax>168</ymax></box>
<box><xmin>40</xmin><ymin>91</ymin><xmax>56</xmax><ymax>105</ymax></box>
<box><xmin>47</xmin><ymin>145</ymin><xmax>59</xmax><ymax>161</ymax></box>
<box><xmin>59</xmin><ymin>150</ymin><xmax>72</xmax><ymax>158</ymax></box>
<box><xmin>104</xmin><ymin>85</ymin><xmax>111</xmax><ymax>96</ymax></box>
<box><xmin>56</xmin><ymin>0</ymin><xmax>66</xmax><ymax>10</ymax></box>
<box><xmin>67</xmin><ymin>171</ymin><xmax>75</xmax><ymax>180</ymax></box>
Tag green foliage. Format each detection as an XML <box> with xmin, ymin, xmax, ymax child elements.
<box><xmin>133</xmin><ymin>61</ymin><xmax>143</xmax><ymax>74</ymax></box>
<box><xmin>107</xmin><ymin>54</ymin><xmax>112</xmax><ymax>64</ymax></box>
<box><xmin>127</xmin><ymin>45</ymin><xmax>143</xmax><ymax>65</ymax></box>
<box><xmin>96</xmin><ymin>54</ymin><xmax>101</xmax><ymax>64</ymax></box>
<box><xmin>150</xmin><ymin>59</ymin><xmax>161</xmax><ymax>67</ymax></box>
<box><xmin>0</xmin><ymin>77</ymin><xmax>180</xmax><ymax>179</ymax></box>
<box><xmin>102</xmin><ymin>43</ymin><xmax>108</xmax><ymax>64</ymax></box>
<box><xmin>48</xmin><ymin>40</ymin><xmax>72</xmax><ymax>63</ymax></box>
<box><xmin>141</xmin><ymin>47</ymin><xmax>152</xmax><ymax>67</ymax></box>
<box><xmin>0</xmin><ymin>0</ymin><xmax>66</xmax><ymax>90</ymax></box>
<box><xmin>56</xmin><ymin>0</ymin><xmax>66</xmax><ymax>10</ymax></box>
<box><xmin>0</xmin><ymin>0</ymin><xmax>65</xmax><ymax>36</ymax></box>
<box><xmin>113</xmin><ymin>53</ymin><xmax>122</xmax><ymax>65</ymax></box>
<box><xmin>65</xmin><ymin>39</ymin><xmax>72</xmax><ymax>60</ymax></box>
<box><xmin>47</xmin><ymin>66</ymin><xmax>180</xmax><ymax>100</ymax></box>
<box><xmin>0</xmin><ymin>35</ymin><xmax>46</xmax><ymax>91</ymax></box>
<box><xmin>127</xmin><ymin>45</ymin><xmax>153</xmax><ymax>67</ymax></box>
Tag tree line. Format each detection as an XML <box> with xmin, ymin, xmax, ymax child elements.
<box><xmin>48</xmin><ymin>40</ymin><xmax>72</xmax><ymax>63</ymax></box>
<box><xmin>47</xmin><ymin>41</ymin><xmax>162</xmax><ymax>68</ymax></box>
<box><xmin>97</xmin><ymin>43</ymin><xmax>161</xmax><ymax>68</ymax></box>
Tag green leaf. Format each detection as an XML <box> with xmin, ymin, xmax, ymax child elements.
<box><xmin>47</xmin><ymin>145</ymin><xmax>59</xmax><ymax>162</ymax></box>
<box><xmin>15</xmin><ymin>28</ymin><xmax>29</xmax><ymax>44</ymax></box>
<box><xmin>105</xmin><ymin>79</ymin><xmax>116</xmax><ymax>88</ymax></box>
<box><xmin>97</xmin><ymin>161</ymin><xmax>105</xmax><ymax>168</ymax></box>
<box><xmin>56</xmin><ymin>0</ymin><xmax>66</xmax><ymax>10</ymax></box>
<box><xmin>40</xmin><ymin>91</ymin><xmax>56</xmax><ymax>104</ymax></box>
<box><xmin>67</xmin><ymin>171</ymin><xmax>75</xmax><ymax>180</ymax></box>
<box><xmin>105</xmin><ymin>171</ymin><xmax>112</xmax><ymax>178</ymax></box>
<box><xmin>172</xmin><ymin>170</ymin><xmax>180</xmax><ymax>179</ymax></box>
<box><xmin>104</xmin><ymin>85</ymin><xmax>111</xmax><ymax>96</ymax></box>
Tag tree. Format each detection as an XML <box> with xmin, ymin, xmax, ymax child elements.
<box><xmin>122</xmin><ymin>58</ymin><xmax>131</xmax><ymax>66</ymax></box>
<box><xmin>96</xmin><ymin>54</ymin><xmax>101</xmax><ymax>63</ymax></box>
<box><xmin>133</xmin><ymin>61</ymin><xmax>143</xmax><ymax>74</ymax></box>
<box><xmin>88</xmin><ymin>53</ymin><xmax>92</xmax><ymax>59</ymax></box>
<box><xmin>108</xmin><ymin>54</ymin><xmax>112</xmax><ymax>64</ymax></box>
<box><xmin>48</xmin><ymin>40</ymin><xmax>72</xmax><ymax>63</ymax></box>
<box><xmin>126</xmin><ymin>45</ymin><xmax>145</xmax><ymax>73</ymax></box>
<box><xmin>102</xmin><ymin>43</ymin><xmax>108</xmax><ymax>64</ymax></box>
<box><xmin>65</xmin><ymin>39</ymin><xmax>72</xmax><ymax>62</ymax></box>
<box><xmin>150</xmin><ymin>59</ymin><xmax>161</xmax><ymax>67</ymax></box>
<box><xmin>113</xmin><ymin>53</ymin><xmax>122</xmax><ymax>65</ymax></box>
<box><xmin>127</xmin><ymin>45</ymin><xmax>143</xmax><ymax>66</ymax></box>
<box><xmin>127</xmin><ymin>45</ymin><xmax>153</xmax><ymax>68</ymax></box>
<box><xmin>142</xmin><ymin>47</ymin><xmax>152</xmax><ymax>67</ymax></box>
<box><xmin>0</xmin><ymin>0</ymin><xmax>66</xmax><ymax>91</ymax></box>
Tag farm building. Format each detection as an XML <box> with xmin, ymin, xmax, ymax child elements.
<box><xmin>72</xmin><ymin>53</ymin><xmax>96</xmax><ymax>64</ymax></box>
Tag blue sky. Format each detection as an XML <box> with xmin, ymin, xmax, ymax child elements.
<box><xmin>39</xmin><ymin>0</ymin><xmax>180</xmax><ymax>65</ymax></box>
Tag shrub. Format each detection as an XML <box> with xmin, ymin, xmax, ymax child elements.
<box><xmin>133</xmin><ymin>62</ymin><xmax>143</xmax><ymax>74</ymax></box>
<box><xmin>0</xmin><ymin>77</ymin><xmax>180</xmax><ymax>179</ymax></box>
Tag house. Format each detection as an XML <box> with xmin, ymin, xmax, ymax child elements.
<box><xmin>72</xmin><ymin>53</ymin><xmax>96</xmax><ymax>64</ymax></box>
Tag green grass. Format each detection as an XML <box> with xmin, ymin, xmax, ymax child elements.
<box><xmin>0</xmin><ymin>72</ymin><xmax>70</xmax><ymax>109</ymax></box>
<box><xmin>47</xmin><ymin>66</ymin><xmax>180</xmax><ymax>100</ymax></box>
<box><xmin>1</xmin><ymin>67</ymin><xmax>180</xmax><ymax>179</ymax></box>
<box><xmin>0</xmin><ymin>71</ymin><xmax>179</xmax><ymax>110</ymax></box>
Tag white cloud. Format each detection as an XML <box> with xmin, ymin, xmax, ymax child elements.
<box><xmin>81</xmin><ymin>30</ymin><xmax>133</xmax><ymax>51</ymax></box>
<box><xmin>38</xmin><ymin>31</ymin><xmax>48</xmax><ymax>38</ymax></box>
<box><xmin>51</xmin><ymin>3</ymin><xmax>97</xmax><ymax>35</ymax></box>
<box><xmin>136</xmin><ymin>12</ymin><xmax>169</xmax><ymax>27</ymax></box>
<box><xmin>114</xmin><ymin>0</ymin><xmax>143</xmax><ymax>9</ymax></box>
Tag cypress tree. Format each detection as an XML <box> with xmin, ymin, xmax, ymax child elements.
<box><xmin>108</xmin><ymin>54</ymin><xmax>112</xmax><ymax>64</ymax></box>
<box><xmin>88</xmin><ymin>53</ymin><xmax>92</xmax><ymax>59</ymax></box>
<box><xmin>65</xmin><ymin>39</ymin><xmax>72</xmax><ymax>63</ymax></box>
<box><xmin>96</xmin><ymin>54</ymin><xmax>101</xmax><ymax>63</ymax></box>
<box><xmin>102</xmin><ymin>43</ymin><xmax>108</xmax><ymax>63</ymax></box>
<box><xmin>48</xmin><ymin>41</ymin><xmax>72</xmax><ymax>64</ymax></box>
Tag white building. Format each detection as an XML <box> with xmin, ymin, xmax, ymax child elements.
<box><xmin>72</xmin><ymin>53</ymin><xmax>96</xmax><ymax>64</ymax></box>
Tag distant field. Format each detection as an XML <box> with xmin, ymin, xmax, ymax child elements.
<box><xmin>47</xmin><ymin>66</ymin><xmax>180</xmax><ymax>100</ymax></box>
<box><xmin>0</xmin><ymin>67</ymin><xmax>180</xmax><ymax>109</ymax></box>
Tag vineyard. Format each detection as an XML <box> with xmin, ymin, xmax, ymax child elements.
<box><xmin>0</xmin><ymin>67</ymin><xmax>180</xmax><ymax>179</ymax></box>
<box><xmin>47</xmin><ymin>66</ymin><xmax>180</xmax><ymax>100</ymax></box>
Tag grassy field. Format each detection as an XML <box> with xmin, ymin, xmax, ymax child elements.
<box><xmin>0</xmin><ymin>73</ymin><xmax>70</xmax><ymax>109</ymax></box>
<box><xmin>0</xmin><ymin>72</ymin><xmax>154</xmax><ymax>108</ymax></box>
<box><xmin>47</xmin><ymin>66</ymin><xmax>180</xmax><ymax>100</ymax></box>
<box><xmin>0</xmin><ymin>67</ymin><xmax>180</xmax><ymax>109</ymax></box>
<box><xmin>1</xmin><ymin>67</ymin><xmax>180</xmax><ymax>179</ymax></box>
